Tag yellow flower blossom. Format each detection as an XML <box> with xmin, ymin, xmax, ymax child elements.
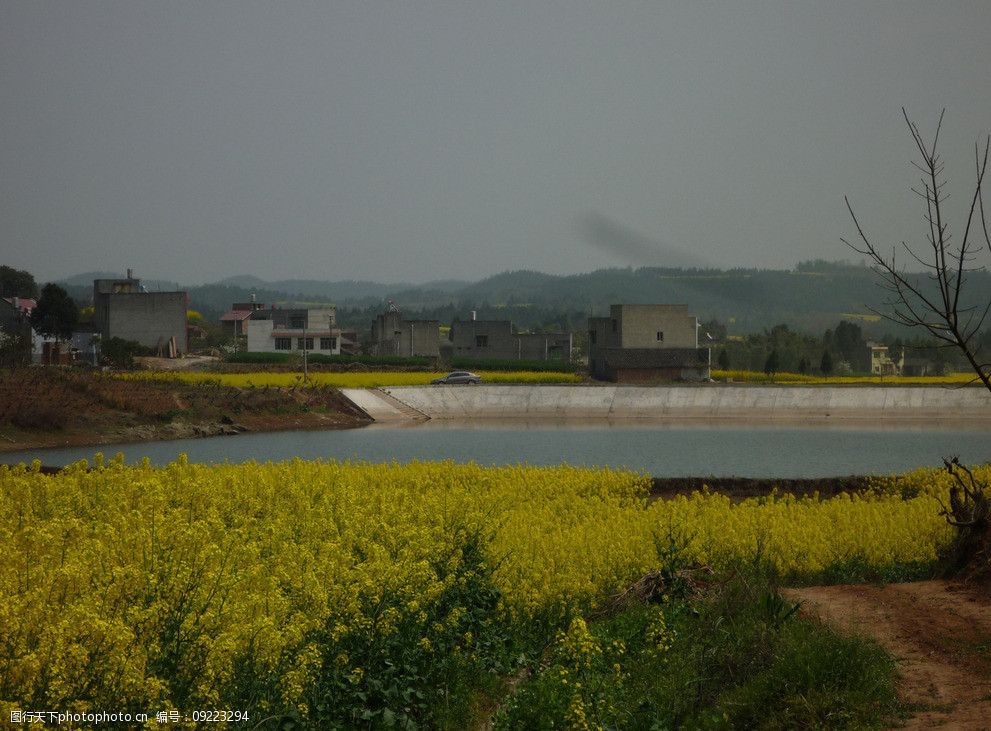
<box><xmin>0</xmin><ymin>457</ymin><xmax>970</xmax><ymax>716</ymax></box>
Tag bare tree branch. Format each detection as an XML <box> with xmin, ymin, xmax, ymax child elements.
<box><xmin>843</xmin><ymin>110</ymin><xmax>991</xmax><ymax>394</ymax></box>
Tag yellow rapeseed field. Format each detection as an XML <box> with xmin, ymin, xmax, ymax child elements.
<box><xmin>0</xmin><ymin>458</ymin><xmax>969</xmax><ymax>724</ymax></box>
<box><xmin>712</xmin><ymin>369</ymin><xmax>980</xmax><ymax>385</ymax></box>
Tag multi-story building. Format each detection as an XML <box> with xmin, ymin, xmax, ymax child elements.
<box><xmin>219</xmin><ymin>297</ymin><xmax>266</xmax><ymax>337</ymax></box>
<box><xmin>587</xmin><ymin>304</ymin><xmax>710</xmax><ymax>382</ymax></box>
<box><xmin>369</xmin><ymin>306</ymin><xmax>440</xmax><ymax>359</ymax></box>
<box><xmin>868</xmin><ymin>343</ymin><xmax>903</xmax><ymax>376</ymax></box>
<box><xmin>92</xmin><ymin>271</ymin><xmax>187</xmax><ymax>356</ymax></box>
<box><xmin>247</xmin><ymin>306</ymin><xmax>342</xmax><ymax>355</ymax></box>
<box><xmin>448</xmin><ymin>317</ymin><xmax>572</xmax><ymax>363</ymax></box>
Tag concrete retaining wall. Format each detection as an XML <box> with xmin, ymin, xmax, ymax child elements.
<box><xmin>354</xmin><ymin>384</ymin><xmax>991</xmax><ymax>423</ymax></box>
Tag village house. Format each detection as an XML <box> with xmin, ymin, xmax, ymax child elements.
<box><xmin>448</xmin><ymin>315</ymin><xmax>572</xmax><ymax>363</ymax></box>
<box><xmin>369</xmin><ymin>304</ymin><xmax>440</xmax><ymax>359</ymax></box>
<box><xmin>219</xmin><ymin>296</ymin><xmax>266</xmax><ymax>337</ymax></box>
<box><xmin>0</xmin><ymin>296</ymin><xmax>35</xmax><ymax>364</ymax></box>
<box><xmin>1</xmin><ymin>296</ymin><xmax>98</xmax><ymax>365</ymax></box>
<box><xmin>587</xmin><ymin>304</ymin><xmax>710</xmax><ymax>382</ymax></box>
<box><xmin>247</xmin><ymin>306</ymin><xmax>342</xmax><ymax>355</ymax></box>
<box><xmin>868</xmin><ymin>343</ymin><xmax>902</xmax><ymax>376</ymax></box>
<box><xmin>92</xmin><ymin>270</ymin><xmax>188</xmax><ymax>356</ymax></box>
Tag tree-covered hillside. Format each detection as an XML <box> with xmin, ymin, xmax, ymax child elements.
<box><xmin>50</xmin><ymin>262</ymin><xmax>991</xmax><ymax>342</ymax></box>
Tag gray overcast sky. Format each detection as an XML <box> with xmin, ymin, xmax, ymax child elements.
<box><xmin>2</xmin><ymin>2</ymin><xmax>990</xmax><ymax>285</ymax></box>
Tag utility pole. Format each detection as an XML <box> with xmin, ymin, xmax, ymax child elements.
<box><xmin>302</xmin><ymin>315</ymin><xmax>308</xmax><ymax>382</ymax></box>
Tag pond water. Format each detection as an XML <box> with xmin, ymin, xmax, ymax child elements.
<box><xmin>3</xmin><ymin>420</ymin><xmax>989</xmax><ymax>477</ymax></box>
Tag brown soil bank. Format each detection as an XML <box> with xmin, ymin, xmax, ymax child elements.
<box><xmin>0</xmin><ymin>368</ymin><xmax>370</xmax><ymax>452</ymax></box>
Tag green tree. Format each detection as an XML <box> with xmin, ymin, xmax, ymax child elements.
<box><xmin>100</xmin><ymin>336</ymin><xmax>146</xmax><ymax>369</ymax></box>
<box><xmin>30</xmin><ymin>283</ymin><xmax>79</xmax><ymax>342</ymax></box>
<box><xmin>823</xmin><ymin>321</ymin><xmax>867</xmax><ymax>372</ymax></box>
<box><xmin>0</xmin><ymin>265</ymin><xmax>38</xmax><ymax>299</ymax></box>
<box><xmin>763</xmin><ymin>349</ymin><xmax>780</xmax><ymax>375</ymax></box>
<box><xmin>717</xmin><ymin>349</ymin><xmax>730</xmax><ymax>370</ymax></box>
<box><xmin>798</xmin><ymin>356</ymin><xmax>809</xmax><ymax>374</ymax></box>
<box><xmin>820</xmin><ymin>350</ymin><xmax>834</xmax><ymax>376</ymax></box>
<box><xmin>834</xmin><ymin>320</ymin><xmax>867</xmax><ymax>371</ymax></box>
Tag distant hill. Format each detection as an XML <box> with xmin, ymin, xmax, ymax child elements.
<box><xmin>218</xmin><ymin>276</ymin><xmax>415</xmax><ymax>301</ymax></box>
<box><xmin>56</xmin><ymin>271</ymin><xmax>120</xmax><ymax>286</ymax></box>
<box><xmin>53</xmin><ymin>263</ymin><xmax>991</xmax><ymax>339</ymax></box>
<box><xmin>417</xmin><ymin>279</ymin><xmax>471</xmax><ymax>293</ymax></box>
<box><xmin>56</xmin><ymin>271</ymin><xmax>183</xmax><ymax>292</ymax></box>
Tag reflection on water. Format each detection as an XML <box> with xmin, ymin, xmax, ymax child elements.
<box><xmin>3</xmin><ymin>420</ymin><xmax>989</xmax><ymax>478</ymax></box>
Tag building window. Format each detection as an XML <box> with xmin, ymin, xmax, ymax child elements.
<box><xmin>589</xmin><ymin>330</ymin><xmax>596</xmax><ymax>344</ymax></box>
<box><xmin>298</xmin><ymin>337</ymin><xmax>313</xmax><ymax>350</ymax></box>
<box><xmin>290</xmin><ymin>316</ymin><xmax>305</xmax><ymax>329</ymax></box>
<box><xmin>275</xmin><ymin>337</ymin><xmax>291</xmax><ymax>351</ymax></box>
<box><xmin>475</xmin><ymin>335</ymin><xmax>489</xmax><ymax>347</ymax></box>
<box><xmin>611</xmin><ymin>319</ymin><xmax>617</xmax><ymax>333</ymax></box>
<box><xmin>320</xmin><ymin>337</ymin><xmax>336</xmax><ymax>350</ymax></box>
<box><xmin>656</xmin><ymin>331</ymin><xmax>664</xmax><ymax>342</ymax></box>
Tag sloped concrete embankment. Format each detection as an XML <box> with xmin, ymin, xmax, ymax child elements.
<box><xmin>342</xmin><ymin>385</ymin><xmax>991</xmax><ymax>423</ymax></box>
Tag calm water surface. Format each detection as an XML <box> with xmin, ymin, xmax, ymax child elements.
<box><xmin>4</xmin><ymin>421</ymin><xmax>989</xmax><ymax>477</ymax></box>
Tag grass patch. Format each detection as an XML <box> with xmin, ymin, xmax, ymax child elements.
<box><xmin>496</xmin><ymin>567</ymin><xmax>903</xmax><ymax>730</ymax></box>
<box><xmin>451</xmin><ymin>357</ymin><xmax>577</xmax><ymax>373</ymax></box>
<box><xmin>784</xmin><ymin>557</ymin><xmax>937</xmax><ymax>587</ymax></box>
<box><xmin>156</xmin><ymin>408</ymin><xmax>193</xmax><ymax>423</ymax></box>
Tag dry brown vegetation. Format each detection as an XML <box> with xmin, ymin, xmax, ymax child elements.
<box><xmin>0</xmin><ymin>368</ymin><xmax>368</xmax><ymax>450</ymax></box>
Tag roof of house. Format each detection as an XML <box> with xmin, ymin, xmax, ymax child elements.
<box><xmin>219</xmin><ymin>309</ymin><xmax>255</xmax><ymax>322</ymax></box>
<box><xmin>2</xmin><ymin>297</ymin><xmax>37</xmax><ymax>314</ymax></box>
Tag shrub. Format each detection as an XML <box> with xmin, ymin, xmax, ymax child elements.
<box><xmin>498</xmin><ymin>568</ymin><xmax>900</xmax><ymax>730</ymax></box>
<box><xmin>100</xmin><ymin>337</ymin><xmax>149</xmax><ymax>369</ymax></box>
<box><xmin>451</xmin><ymin>357</ymin><xmax>576</xmax><ymax>372</ymax></box>
<box><xmin>225</xmin><ymin>352</ymin><xmax>431</xmax><ymax>367</ymax></box>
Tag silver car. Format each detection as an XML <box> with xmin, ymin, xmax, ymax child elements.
<box><xmin>431</xmin><ymin>370</ymin><xmax>482</xmax><ymax>385</ymax></box>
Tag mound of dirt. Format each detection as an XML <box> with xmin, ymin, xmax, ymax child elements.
<box><xmin>0</xmin><ymin>368</ymin><xmax>370</xmax><ymax>451</ymax></box>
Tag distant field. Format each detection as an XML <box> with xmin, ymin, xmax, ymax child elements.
<box><xmin>839</xmin><ymin>312</ymin><xmax>883</xmax><ymax>322</ymax></box>
<box><xmin>713</xmin><ymin>369</ymin><xmax>981</xmax><ymax>385</ymax></box>
<box><xmin>118</xmin><ymin>370</ymin><xmax>582</xmax><ymax>388</ymax></box>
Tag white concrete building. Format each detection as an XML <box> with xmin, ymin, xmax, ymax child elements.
<box><xmin>246</xmin><ymin>307</ymin><xmax>342</xmax><ymax>355</ymax></box>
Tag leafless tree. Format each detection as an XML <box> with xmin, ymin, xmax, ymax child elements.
<box><xmin>842</xmin><ymin>109</ymin><xmax>991</xmax><ymax>393</ymax></box>
<box><xmin>938</xmin><ymin>456</ymin><xmax>990</xmax><ymax>577</ymax></box>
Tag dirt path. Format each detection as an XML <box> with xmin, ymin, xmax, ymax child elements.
<box><xmin>783</xmin><ymin>581</ymin><xmax>991</xmax><ymax>730</ymax></box>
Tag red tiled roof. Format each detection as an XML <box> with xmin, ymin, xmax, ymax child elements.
<box><xmin>2</xmin><ymin>297</ymin><xmax>36</xmax><ymax>314</ymax></box>
<box><xmin>219</xmin><ymin>309</ymin><xmax>254</xmax><ymax>322</ymax></box>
